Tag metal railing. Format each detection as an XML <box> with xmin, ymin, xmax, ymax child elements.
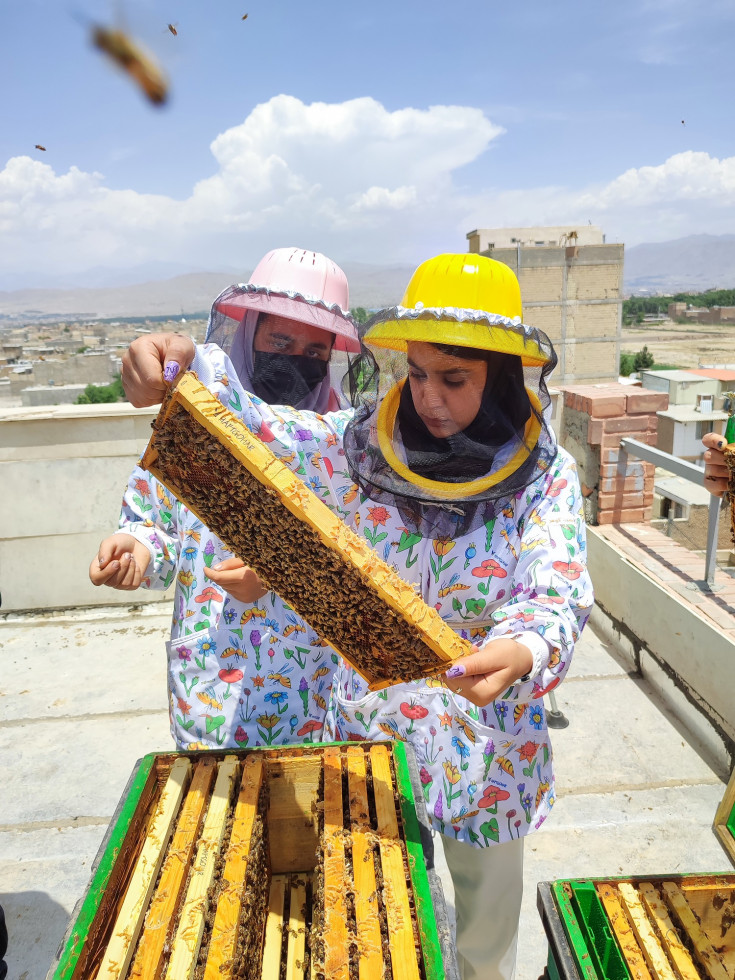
<box><xmin>618</xmin><ymin>437</ymin><xmax>723</xmax><ymax>588</ymax></box>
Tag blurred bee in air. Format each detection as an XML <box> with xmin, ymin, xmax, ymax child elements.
<box><xmin>92</xmin><ymin>25</ymin><xmax>168</xmax><ymax>106</ymax></box>
<box><xmin>35</xmin><ymin>144</ymin><xmax>47</xmax><ymax>151</ymax></box>
<box><xmin>242</xmin><ymin>12</ymin><xmax>248</xmax><ymax>19</ymax></box>
<box><xmin>167</xmin><ymin>23</ymin><xmax>177</xmax><ymax>35</ymax></box>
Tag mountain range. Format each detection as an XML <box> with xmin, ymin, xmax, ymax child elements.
<box><xmin>2</xmin><ymin>235</ymin><xmax>735</xmax><ymax>321</ymax></box>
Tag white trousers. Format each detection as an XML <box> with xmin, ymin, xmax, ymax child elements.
<box><xmin>441</xmin><ymin>835</ymin><xmax>525</xmax><ymax>980</ymax></box>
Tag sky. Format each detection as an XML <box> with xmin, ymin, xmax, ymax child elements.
<box><xmin>1</xmin><ymin>0</ymin><xmax>735</xmax><ymax>288</ymax></box>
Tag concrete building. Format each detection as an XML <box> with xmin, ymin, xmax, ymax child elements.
<box><xmin>466</xmin><ymin>225</ymin><xmax>605</xmax><ymax>252</ymax></box>
<box><xmin>656</xmin><ymin>405</ymin><xmax>727</xmax><ymax>462</ymax></box>
<box><xmin>688</xmin><ymin>367</ymin><xmax>735</xmax><ymax>397</ymax></box>
<box><xmin>668</xmin><ymin>302</ymin><xmax>735</xmax><ymax>324</ymax></box>
<box><xmin>466</xmin><ymin>226</ymin><xmax>623</xmax><ymax>384</ymax></box>
<box><xmin>20</xmin><ymin>384</ymin><xmax>89</xmax><ymax>407</ymax></box>
<box><xmin>639</xmin><ymin>368</ymin><xmax>719</xmax><ymax>406</ymax></box>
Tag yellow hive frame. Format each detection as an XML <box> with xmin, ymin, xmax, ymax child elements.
<box><xmin>141</xmin><ymin>372</ymin><xmax>471</xmax><ymax>688</ymax></box>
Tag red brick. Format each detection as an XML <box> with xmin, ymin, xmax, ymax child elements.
<box><xmin>595</xmin><ymin>508</ymin><xmax>647</xmax><ymax>524</ymax></box>
<box><xmin>626</xmin><ymin>390</ymin><xmax>669</xmax><ymax>414</ymax></box>
<box><xmin>599</xmin><ymin>474</ymin><xmax>648</xmax><ymax>494</ymax></box>
<box><xmin>601</xmin><ymin>416</ymin><xmax>651</xmax><ymax>434</ymax></box>
<box><xmin>599</xmin><ymin>432</ymin><xmax>628</xmax><ymax>451</ymax></box>
<box><xmin>597</xmin><ymin>490</ymin><xmax>654</xmax><ymax>509</ymax></box>
<box><xmin>585</xmin><ymin>394</ymin><xmax>628</xmax><ymax>419</ymax></box>
<box><xmin>587</xmin><ymin>419</ymin><xmax>603</xmax><ymax>445</ymax></box>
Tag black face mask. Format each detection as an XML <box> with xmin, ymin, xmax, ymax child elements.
<box><xmin>251</xmin><ymin>350</ymin><xmax>329</xmax><ymax>406</ymax></box>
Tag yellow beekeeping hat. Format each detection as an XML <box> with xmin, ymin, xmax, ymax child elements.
<box><xmin>365</xmin><ymin>253</ymin><xmax>551</xmax><ymax>367</ymax></box>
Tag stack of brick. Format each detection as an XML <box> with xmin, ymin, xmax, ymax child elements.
<box><xmin>559</xmin><ymin>384</ymin><xmax>669</xmax><ymax>525</ymax></box>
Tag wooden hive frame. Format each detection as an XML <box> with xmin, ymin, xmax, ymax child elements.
<box><xmin>726</xmin><ymin>447</ymin><xmax>735</xmax><ymax>546</ymax></box>
<box><xmin>543</xmin><ymin>873</ymin><xmax>735</xmax><ymax>980</ymax></box>
<box><xmin>49</xmin><ymin>744</ymin><xmax>454</xmax><ymax>980</ymax></box>
<box><xmin>140</xmin><ymin>371</ymin><xmax>471</xmax><ymax>689</ymax></box>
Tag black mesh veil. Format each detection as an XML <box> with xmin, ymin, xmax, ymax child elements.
<box><xmin>342</xmin><ymin>307</ymin><xmax>559</xmax><ymax>537</ymax></box>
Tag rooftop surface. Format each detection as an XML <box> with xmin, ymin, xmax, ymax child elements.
<box><xmin>1</xmin><ymin>601</ymin><xmax>730</xmax><ymax>980</ymax></box>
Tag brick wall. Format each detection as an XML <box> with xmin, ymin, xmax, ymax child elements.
<box><xmin>560</xmin><ymin>383</ymin><xmax>669</xmax><ymax>525</ymax></box>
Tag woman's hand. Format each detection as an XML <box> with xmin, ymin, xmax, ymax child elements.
<box><xmin>204</xmin><ymin>557</ymin><xmax>269</xmax><ymax>603</ymax></box>
<box><xmin>121</xmin><ymin>333</ymin><xmax>196</xmax><ymax>407</ymax></box>
<box><xmin>702</xmin><ymin>431</ymin><xmax>729</xmax><ymax>497</ymax></box>
<box><xmin>443</xmin><ymin>638</ymin><xmax>533</xmax><ymax>707</ymax></box>
<box><xmin>89</xmin><ymin>534</ymin><xmax>151</xmax><ymax>591</ymax></box>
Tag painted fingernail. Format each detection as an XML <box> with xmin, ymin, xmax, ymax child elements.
<box><xmin>445</xmin><ymin>664</ymin><xmax>466</xmax><ymax>679</ymax></box>
<box><xmin>163</xmin><ymin>362</ymin><xmax>180</xmax><ymax>382</ymax></box>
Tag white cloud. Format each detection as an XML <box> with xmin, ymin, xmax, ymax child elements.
<box><xmin>1</xmin><ymin>95</ymin><xmax>735</xmax><ymax>286</ymax></box>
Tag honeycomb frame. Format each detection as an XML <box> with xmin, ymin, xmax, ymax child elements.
<box><xmin>140</xmin><ymin>372</ymin><xmax>471</xmax><ymax>688</ymax></box>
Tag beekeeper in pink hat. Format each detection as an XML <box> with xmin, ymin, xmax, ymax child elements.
<box><xmin>90</xmin><ymin>248</ymin><xmax>359</xmax><ymax>751</ymax></box>
<box><xmin>121</xmin><ymin>247</ymin><xmax>359</xmax><ymax>409</ymax></box>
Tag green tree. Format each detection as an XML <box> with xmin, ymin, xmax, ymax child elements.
<box><xmin>633</xmin><ymin>346</ymin><xmax>655</xmax><ymax>372</ymax></box>
<box><xmin>75</xmin><ymin>374</ymin><xmax>126</xmax><ymax>404</ymax></box>
<box><xmin>619</xmin><ymin>353</ymin><xmax>636</xmax><ymax>376</ymax></box>
<box><xmin>350</xmin><ymin>307</ymin><xmax>370</xmax><ymax>325</ymax></box>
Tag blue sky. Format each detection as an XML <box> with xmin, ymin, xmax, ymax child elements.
<box><xmin>2</xmin><ymin>0</ymin><xmax>734</xmax><ymax>286</ymax></box>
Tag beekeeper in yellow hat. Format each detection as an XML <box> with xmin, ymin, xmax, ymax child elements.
<box><xmin>124</xmin><ymin>251</ymin><xmax>593</xmax><ymax>980</ymax></box>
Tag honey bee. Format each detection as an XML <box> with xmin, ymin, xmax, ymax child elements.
<box><xmin>242</xmin><ymin>12</ymin><xmax>248</xmax><ymax>19</ymax></box>
<box><xmin>197</xmin><ymin>686</ymin><xmax>223</xmax><ymax>711</ymax></box>
<box><xmin>453</xmin><ymin>715</ymin><xmax>477</xmax><ymax>744</ymax></box>
<box><xmin>35</xmin><ymin>144</ymin><xmax>46</xmax><ymax>151</ymax></box>
<box><xmin>267</xmin><ymin>671</ymin><xmax>292</xmax><ymax>688</ymax></box>
<box><xmin>167</xmin><ymin>23</ymin><xmax>177</xmax><ymax>36</ymax></box>
<box><xmin>91</xmin><ymin>25</ymin><xmax>168</xmax><ymax>106</ymax></box>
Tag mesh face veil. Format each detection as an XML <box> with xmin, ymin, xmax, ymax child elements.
<box><xmin>204</xmin><ymin>248</ymin><xmax>360</xmax><ymax>413</ymax></box>
<box><xmin>342</xmin><ymin>254</ymin><xmax>559</xmax><ymax>536</ymax></box>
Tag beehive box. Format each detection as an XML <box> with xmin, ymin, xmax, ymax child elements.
<box><xmin>537</xmin><ymin>769</ymin><xmax>735</xmax><ymax>980</ymax></box>
<box><xmin>140</xmin><ymin>371</ymin><xmax>471</xmax><ymax>689</ymax></box>
<box><xmin>48</xmin><ymin>743</ymin><xmax>458</xmax><ymax>980</ymax></box>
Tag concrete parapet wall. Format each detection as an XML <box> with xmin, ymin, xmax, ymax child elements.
<box><xmin>561</xmin><ymin>383</ymin><xmax>668</xmax><ymax>524</ymax></box>
<box><xmin>587</xmin><ymin>527</ymin><xmax>735</xmax><ymax>776</ymax></box>
<box><xmin>0</xmin><ymin>403</ymin><xmax>175</xmax><ymax>613</ymax></box>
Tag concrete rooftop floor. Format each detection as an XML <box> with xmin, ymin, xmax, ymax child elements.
<box><xmin>0</xmin><ymin>603</ymin><xmax>731</xmax><ymax>980</ymax></box>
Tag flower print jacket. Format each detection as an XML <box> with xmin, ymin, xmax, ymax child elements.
<box><xmin>116</xmin><ymin>382</ymin><xmax>341</xmax><ymax>751</ymax></box>
<box><xmin>184</xmin><ymin>344</ymin><xmax>594</xmax><ymax>845</ymax></box>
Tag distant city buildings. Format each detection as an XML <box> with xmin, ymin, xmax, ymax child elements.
<box><xmin>466</xmin><ymin>224</ymin><xmax>623</xmax><ymax>384</ymax></box>
<box><xmin>0</xmin><ymin>317</ymin><xmax>207</xmax><ymax>407</ymax></box>
<box><xmin>668</xmin><ymin>301</ymin><xmax>735</xmax><ymax>324</ymax></box>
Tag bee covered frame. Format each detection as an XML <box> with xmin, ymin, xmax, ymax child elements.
<box><xmin>140</xmin><ymin>371</ymin><xmax>471</xmax><ymax>689</ymax></box>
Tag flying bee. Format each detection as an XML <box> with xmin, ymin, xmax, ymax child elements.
<box><xmin>242</xmin><ymin>12</ymin><xmax>248</xmax><ymax>19</ymax></box>
<box><xmin>35</xmin><ymin>144</ymin><xmax>46</xmax><ymax>151</ymax></box>
<box><xmin>453</xmin><ymin>715</ymin><xmax>477</xmax><ymax>743</ymax></box>
<box><xmin>267</xmin><ymin>670</ymin><xmax>292</xmax><ymax>688</ymax></box>
<box><xmin>167</xmin><ymin>23</ymin><xmax>177</xmax><ymax>35</ymax></box>
<box><xmin>91</xmin><ymin>25</ymin><xmax>168</xmax><ymax>106</ymax></box>
<box><xmin>197</xmin><ymin>686</ymin><xmax>223</xmax><ymax>711</ymax></box>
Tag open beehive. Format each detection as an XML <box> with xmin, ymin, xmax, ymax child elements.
<box><xmin>539</xmin><ymin>872</ymin><xmax>735</xmax><ymax>980</ymax></box>
<box><xmin>140</xmin><ymin>371</ymin><xmax>471</xmax><ymax>689</ymax></box>
<box><xmin>538</xmin><ymin>766</ymin><xmax>735</xmax><ymax>980</ymax></box>
<box><xmin>49</xmin><ymin>743</ymin><xmax>456</xmax><ymax>980</ymax></box>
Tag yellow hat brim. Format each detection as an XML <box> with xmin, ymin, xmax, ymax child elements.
<box><xmin>364</xmin><ymin>307</ymin><xmax>551</xmax><ymax>368</ymax></box>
